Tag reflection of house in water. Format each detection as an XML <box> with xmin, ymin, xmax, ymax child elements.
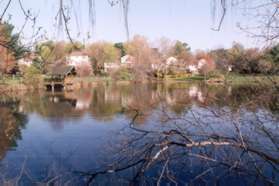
<box><xmin>104</xmin><ymin>88</ymin><xmax>121</xmax><ymax>103</ymax></box>
<box><xmin>104</xmin><ymin>85</ymin><xmax>133</xmax><ymax>108</ymax></box>
<box><xmin>76</xmin><ymin>99</ymin><xmax>90</xmax><ymax>110</ymax></box>
<box><xmin>188</xmin><ymin>86</ymin><xmax>205</xmax><ymax>103</ymax></box>
<box><xmin>64</xmin><ymin>90</ymin><xmax>93</xmax><ymax>110</ymax></box>
<box><xmin>120</xmin><ymin>94</ymin><xmax>133</xmax><ymax>108</ymax></box>
<box><xmin>166</xmin><ymin>93</ymin><xmax>177</xmax><ymax>105</ymax></box>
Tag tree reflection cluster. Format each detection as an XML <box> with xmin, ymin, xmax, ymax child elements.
<box><xmin>14</xmin><ymin>83</ymin><xmax>279</xmax><ymax>122</ymax></box>
<box><xmin>0</xmin><ymin>97</ymin><xmax>27</xmax><ymax>160</ymax></box>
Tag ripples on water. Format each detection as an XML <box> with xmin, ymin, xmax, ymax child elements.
<box><xmin>0</xmin><ymin>82</ymin><xmax>278</xmax><ymax>185</ymax></box>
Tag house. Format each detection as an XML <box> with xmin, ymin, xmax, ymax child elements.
<box><xmin>186</xmin><ymin>58</ymin><xmax>215</xmax><ymax>75</ymax></box>
<box><xmin>17</xmin><ymin>53</ymin><xmax>35</xmax><ymax>67</ymax></box>
<box><xmin>17</xmin><ymin>58</ymin><xmax>33</xmax><ymax>67</ymax></box>
<box><xmin>187</xmin><ymin>65</ymin><xmax>199</xmax><ymax>74</ymax></box>
<box><xmin>166</xmin><ymin>57</ymin><xmax>178</xmax><ymax>66</ymax></box>
<box><xmin>197</xmin><ymin>59</ymin><xmax>207</xmax><ymax>69</ymax></box>
<box><xmin>121</xmin><ymin>55</ymin><xmax>135</xmax><ymax>65</ymax></box>
<box><xmin>104</xmin><ymin>62</ymin><xmax>121</xmax><ymax>73</ymax></box>
<box><xmin>66</xmin><ymin>51</ymin><xmax>91</xmax><ymax>67</ymax></box>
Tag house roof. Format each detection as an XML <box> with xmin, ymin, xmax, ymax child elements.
<box><xmin>48</xmin><ymin>65</ymin><xmax>75</xmax><ymax>76</ymax></box>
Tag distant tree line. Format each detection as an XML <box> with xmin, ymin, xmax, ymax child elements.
<box><xmin>210</xmin><ymin>42</ymin><xmax>279</xmax><ymax>75</ymax></box>
<box><xmin>1</xmin><ymin>22</ymin><xmax>279</xmax><ymax>81</ymax></box>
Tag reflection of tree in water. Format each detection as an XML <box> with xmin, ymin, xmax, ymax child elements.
<box><xmin>11</xmin><ymin>83</ymin><xmax>279</xmax><ymax>124</ymax></box>
<box><xmin>212</xmin><ymin>85</ymin><xmax>279</xmax><ymax>115</ymax></box>
<box><xmin>122</xmin><ymin>83</ymin><xmax>164</xmax><ymax>124</ymax></box>
<box><xmin>0</xmin><ymin>99</ymin><xmax>27</xmax><ymax>160</ymax></box>
<box><xmin>89</xmin><ymin>85</ymin><xmax>124</xmax><ymax>121</ymax></box>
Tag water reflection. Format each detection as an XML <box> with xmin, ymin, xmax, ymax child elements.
<box><xmin>0</xmin><ymin>82</ymin><xmax>277</xmax><ymax>185</ymax></box>
<box><xmin>0</xmin><ymin>97</ymin><xmax>27</xmax><ymax>160</ymax></box>
<box><xmin>7</xmin><ymin>83</ymin><xmax>279</xmax><ymax>122</ymax></box>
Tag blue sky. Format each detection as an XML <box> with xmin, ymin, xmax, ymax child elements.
<box><xmin>4</xmin><ymin>0</ymin><xmax>257</xmax><ymax>50</ymax></box>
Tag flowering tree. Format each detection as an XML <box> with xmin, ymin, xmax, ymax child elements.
<box><xmin>86</xmin><ymin>42</ymin><xmax>120</xmax><ymax>75</ymax></box>
<box><xmin>196</xmin><ymin>52</ymin><xmax>216</xmax><ymax>79</ymax></box>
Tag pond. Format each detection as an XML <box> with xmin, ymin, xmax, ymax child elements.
<box><xmin>0</xmin><ymin>82</ymin><xmax>278</xmax><ymax>185</ymax></box>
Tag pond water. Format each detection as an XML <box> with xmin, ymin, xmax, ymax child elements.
<box><xmin>0</xmin><ymin>82</ymin><xmax>278</xmax><ymax>185</ymax></box>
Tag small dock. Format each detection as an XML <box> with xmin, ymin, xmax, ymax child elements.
<box><xmin>44</xmin><ymin>65</ymin><xmax>76</xmax><ymax>92</ymax></box>
<box><xmin>44</xmin><ymin>79</ymin><xmax>65</xmax><ymax>92</ymax></box>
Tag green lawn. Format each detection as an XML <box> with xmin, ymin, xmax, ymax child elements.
<box><xmin>1</xmin><ymin>74</ymin><xmax>279</xmax><ymax>88</ymax></box>
<box><xmin>225</xmin><ymin>74</ymin><xmax>279</xmax><ymax>86</ymax></box>
<box><xmin>165</xmin><ymin>73</ymin><xmax>279</xmax><ymax>86</ymax></box>
<box><xmin>0</xmin><ymin>76</ymin><xmax>23</xmax><ymax>85</ymax></box>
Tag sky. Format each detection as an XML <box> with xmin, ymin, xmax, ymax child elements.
<box><xmin>3</xmin><ymin>0</ymin><xmax>258</xmax><ymax>50</ymax></box>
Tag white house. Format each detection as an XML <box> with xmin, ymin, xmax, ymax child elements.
<box><xmin>17</xmin><ymin>58</ymin><xmax>33</xmax><ymax>67</ymax></box>
<box><xmin>166</xmin><ymin>57</ymin><xmax>178</xmax><ymax>66</ymax></box>
<box><xmin>186</xmin><ymin>58</ymin><xmax>210</xmax><ymax>75</ymax></box>
<box><xmin>104</xmin><ymin>62</ymin><xmax>121</xmax><ymax>72</ymax></box>
<box><xmin>187</xmin><ymin>65</ymin><xmax>199</xmax><ymax>74</ymax></box>
<box><xmin>197</xmin><ymin>59</ymin><xmax>207</xmax><ymax>69</ymax></box>
<box><xmin>121</xmin><ymin>55</ymin><xmax>135</xmax><ymax>65</ymax></box>
<box><xmin>66</xmin><ymin>51</ymin><xmax>91</xmax><ymax>67</ymax></box>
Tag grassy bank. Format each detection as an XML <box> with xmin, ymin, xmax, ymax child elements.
<box><xmin>0</xmin><ymin>74</ymin><xmax>278</xmax><ymax>93</ymax></box>
<box><xmin>0</xmin><ymin>76</ymin><xmax>22</xmax><ymax>85</ymax></box>
<box><xmin>225</xmin><ymin>74</ymin><xmax>279</xmax><ymax>86</ymax></box>
<box><xmin>0</xmin><ymin>76</ymin><xmax>39</xmax><ymax>92</ymax></box>
<box><xmin>0</xmin><ymin>78</ymin><xmax>28</xmax><ymax>92</ymax></box>
<box><xmin>165</xmin><ymin>73</ymin><xmax>279</xmax><ymax>86</ymax></box>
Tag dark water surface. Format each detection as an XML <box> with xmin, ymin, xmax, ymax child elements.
<box><xmin>0</xmin><ymin>82</ymin><xmax>278</xmax><ymax>185</ymax></box>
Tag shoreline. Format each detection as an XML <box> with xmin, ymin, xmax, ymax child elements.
<box><xmin>0</xmin><ymin>75</ymin><xmax>278</xmax><ymax>93</ymax></box>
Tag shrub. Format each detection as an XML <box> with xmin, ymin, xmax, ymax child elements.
<box><xmin>111</xmin><ymin>68</ymin><xmax>134</xmax><ymax>81</ymax></box>
<box><xmin>232</xmin><ymin>48</ymin><xmax>261</xmax><ymax>74</ymax></box>
<box><xmin>265</xmin><ymin>44</ymin><xmax>279</xmax><ymax>64</ymax></box>
<box><xmin>23</xmin><ymin>65</ymin><xmax>42</xmax><ymax>87</ymax></box>
<box><xmin>257</xmin><ymin>59</ymin><xmax>273</xmax><ymax>74</ymax></box>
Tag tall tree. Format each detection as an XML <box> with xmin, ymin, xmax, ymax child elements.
<box><xmin>0</xmin><ymin>22</ymin><xmax>28</xmax><ymax>74</ymax></box>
